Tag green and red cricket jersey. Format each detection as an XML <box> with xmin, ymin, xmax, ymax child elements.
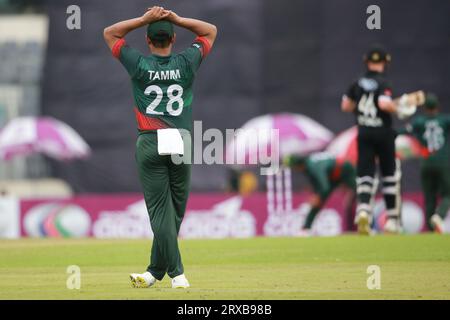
<box><xmin>112</xmin><ymin>36</ymin><xmax>211</xmax><ymax>133</ymax></box>
<box><xmin>407</xmin><ymin>113</ymin><xmax>450</xmax><ymax>167</ymax></box>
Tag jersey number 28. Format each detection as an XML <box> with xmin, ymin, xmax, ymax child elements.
<box><xmin>144</xmin><ymin>84</ymin><xmax>184</xmax><ymax>116</ymax></box>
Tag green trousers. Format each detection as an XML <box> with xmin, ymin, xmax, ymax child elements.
<box><xmin>421</xmin><ymin>164</ymin><xmax>450</xmax><ymax>231</ymax></box>
<box><xmin>135</xmin><ymin>132</ymin><xmax>191</xmax><ymax>280</ymax></box>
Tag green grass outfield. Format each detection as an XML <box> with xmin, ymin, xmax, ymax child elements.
<box><xmin>0</xmin><ymin>235</ymin><xmax>449</xmax><ymax>300</ymax></box>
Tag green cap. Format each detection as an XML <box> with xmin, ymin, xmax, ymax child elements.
<box><xmin>424</xmin><ymin>93</ymin><xmax>439</xmax><ymax>109</ymax></box>
<box><xmin>147</xmin><ymin>20</ymin><xmax>174</xmax><ymax>40</ymax></box>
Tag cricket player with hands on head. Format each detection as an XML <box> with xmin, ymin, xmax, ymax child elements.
<box><xmin>103</xmin><ymin>6</ymin><xmax>217</xmax><ymax>288</ymax></box>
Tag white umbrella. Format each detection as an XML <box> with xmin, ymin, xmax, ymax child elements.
<box><xmin>0</xmin><ymin>116</ymin><xmax>91</xmax><ymax>161</ymax></box>
<box><xmin>226</xmin><ymin>113</ymin><xmax>334</xmax><ymax>166</ymax></box>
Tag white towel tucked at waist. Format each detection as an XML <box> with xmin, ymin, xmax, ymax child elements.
<box><xmin>157</xmin><ymin>128</ymin><xmax>184</xmax><ymax>155</ymax></box>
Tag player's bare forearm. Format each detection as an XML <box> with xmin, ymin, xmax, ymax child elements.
<box><xmin>379</xmin><ymin>100</ymin><xmax>397</xmax><ymax>113</ymax></box>
<box><xmin>341</xmin><ymin>96</ymin><xmax>356</xmax><ymax>113</ymax></box>
<box><xmin>309</xmin><ymin>194</ymin><xmax>323</xmax><ymax>208</ymax></box>
<box><xmin>103</xmin><ymin>6</ymin><xmax>169</xmax><ymax>50</ymax></box>
<box><xmin>103</xmin><ymin>18</ymin><xmax>146</xmax><ymax>49</ymax></box>
<box><xmin>165</xmin><ymin>11</ymin><xmax>217</xmax><ymax>46</ymax></box>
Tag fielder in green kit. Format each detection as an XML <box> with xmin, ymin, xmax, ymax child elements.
<box><xmin>284</xmin><ymin>152</ymin><xmax>357</xmax><ymax>234</ymax></box>
<box><xmin>103</xmin><ymin>6</ymin><xmax>217</xmax><ymax>288</ymax></box>
<box><xmin>403</xmin><ymin>93</ymin><xmax>450</xmax><ymax>233</ymax></box>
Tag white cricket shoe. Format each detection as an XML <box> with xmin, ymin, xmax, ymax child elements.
<box><xmin>355</xmin><ymin>211</ymin><xmax>372</xmax><ymax>235</ymax></box>
<box><xmin>383</xmin><ymin>218</ymin><xmax>402</xmax><ymax>234</ymax></box>
<box><xmin>430</xmin><ymin>214</ymin><xmax>444</xmax><ymax>234</ymax></box>
<box><xmin>130</xmin><ymin>271</ymin><xmax>156</xmax><ymax>288</ymax></box>
<box><xmin>172</xmin><ymin>274</ymin><xmax>190</xmax><ymax>289</ymax></box>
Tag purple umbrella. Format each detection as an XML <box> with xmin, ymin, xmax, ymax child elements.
<box><xmin>226</xmin><ymin>113</ymin><xmax>334</xmax><ymax>166</ymax></box>
<box><xmin>0</xmin><ymin>117</ymin><xmax>91</xmax><ymax>161</ymax></box>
